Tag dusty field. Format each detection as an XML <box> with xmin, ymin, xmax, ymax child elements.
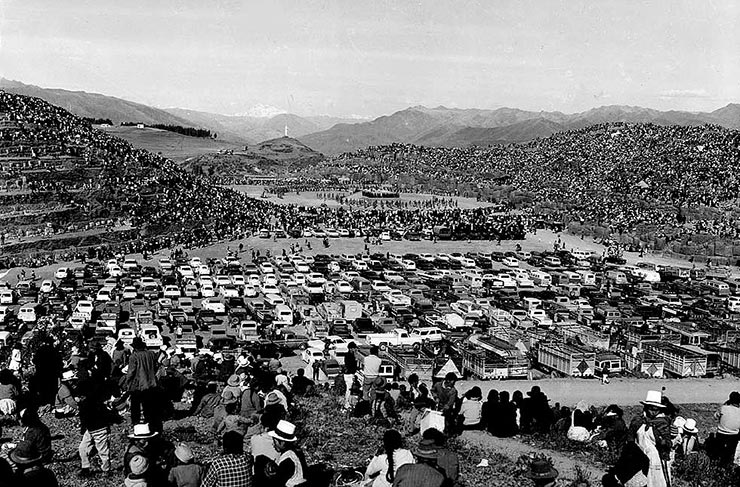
<box><xmin>229</xmin><ymin>185</ymin><xmax>493</xmax><ymax>209</ymax></box>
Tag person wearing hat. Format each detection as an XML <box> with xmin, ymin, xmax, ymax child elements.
<box><xmin>54</xmin><ymin>370</ymin><xmax>78</xmax><ymax>418</ymax></box>
<box><xmin>18</xmin><ymin>407</ymin><xmax>53</xmax><ymax>464</ymax></box>
<box><xmin>269</xmin><ymin>420</ymin><xmax>309</xmax><ymax>487</ymax></box>
<box><xmin>421</xmin><ymin>428</ymin><xmax>459</xmax><ymax>484</ymax></box>
<box><xmin>364</xmin><ymin>429</ymin><xmax>414</xmax><ymax>487</ymax></box>
<box><xmin>679</xmin><ymin>418</ymin><xmax>699</xmax><ymax>456</ymax></box>
<box><xmin>126</xmin><ymin>336</ymin><xmax>160</xmax><ymax>431</ymax></box>
<box><xmin>431</xmin><ymin>372</ymin><xmax>459</xmax><ymax>433</ymax></box>
<box><xmin>168</xmin><ymin>442</ymin><xmax>203</xmax><ymax>487</ymax></box>
<box><xmin>125</xmin><ymin>454</ymin><xmax>149</xmax><ymax>487</ymax></box>
<box><xmin>240</xmin><ymin>378</ymin><xmax>264</xmax><ymax>418</ymax></box>
<box><xmin>213</xmin><ymin>390</ymin><xmax>239</xmax><ymax>431</ymax></box>
<box><xmin>251</xmin><ymin>411</ymin><xmax>281</xmax><ymax>485</ymax></box>
<box><xmin>10</xmin><ymin>440</ymin><xmax>59</xmax><ymax>487</ymax></box>
<box><xmin>714</xmin><ymin>391</ymin><xmax>740</xmax><ymax>465</ymax></box>
<box><xmin>392</xmin><ymin>438</ymin><xmax>445</xmax><ymax>487</ymax></box>
<box><xmin>527</xmin><ymin>458</ymin><xmax>559</xmax><ymax>487</ymax></box>
<box><xmin>215</xmin><ymin>391</ymin><xmax>249</xmax><ymax>437</ymax></box>
<box><xmin>202</xmin><ymin>431</ymin><xmax>253</xmax><ymax>487</ymax></box>
<box><xmin>592</xmin><ymin>404</ymin><xmax>627</xmax><ymax>450</ymax></box>
<box><xmin>632</xmin><ymin>390</ymin><xmax>672</xmax><ymax>487</ymax></box>
<box><xmin>124</xmin><ymin>424</ymin><xmax>158</xmax><ymax>478</ymax></box>
<box><xmin>223</xmin><ymin>374</ymin><xmax>243</xmax><ymax>403</ymax></box>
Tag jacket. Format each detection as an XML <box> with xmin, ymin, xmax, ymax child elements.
<box><xmin>126</xmin><ymin>350</ymin><xmax>158</xmax><ymax>392</ymax></box>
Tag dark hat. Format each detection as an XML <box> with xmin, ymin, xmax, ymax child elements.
<box><xmin>9</xmin><ymin>441</ymin><xmax>42</xmax><ymax>466</ymax></box>
<box><xmin>527</xmin><ymin>385</ymin><xmax>541</xmax><ymax>396</ymax></box>
<box><xmin>528</xmin><ymin>459</ymin><xmax>558</xmax><ymax>480</ymax></box>
<box><xmin>604</xmin><ymin>404</ymin><xmax>623</xmax><ymax>418</ymax></box>
<box><xmin>444</xmin><ymin>372</ymin><xmax>457</xmax><ymax>382</ymax></box>
<box><xmin>415</xmin><ymin>438</ymin><xmax>438</xmax><ymax>460</ymax></box>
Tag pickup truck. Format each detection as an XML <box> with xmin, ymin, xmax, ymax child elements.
<box><xmin>307</xmin><ymin>335</ymin><xmax>358</xmax><ymax>355</ymax></box>
<box><xmin>365</xmin><ymin>328</ymin><xmax>423</xmax><ymax>349</ymax></box>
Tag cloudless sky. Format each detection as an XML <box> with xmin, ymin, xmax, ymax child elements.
<box><xmin>0</xmin><ymin>0</ymin><xmax>738</xmax><ymax>117</ymax></box>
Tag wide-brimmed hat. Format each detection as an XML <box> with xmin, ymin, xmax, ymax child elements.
<box><xmin>265</xmin><ymin>392</ymin><xmax>281</xmax><ymax>406</ymax></box>
<box><xmin>640</xmin><ymin>390</ymin><xmax>666</xmax><ymax>408</ymax></box>
<box><xmin>268</xmin><ymin>420</ymin><xmax>297</xmax><ymax>442</ymax></box>
<box><xmin>604</xmin><ymin>404</ymin><xmax>623</xmax><ymax>417</ymax></box>
<box><xmin>528</xmin><ymin>459</ymin><xmax>558</xmax><ymax>480</ymax></box>
<box><xmin>415</xmin><ymin>438</ymin><xmax>438</xmax><ymax>460</ymax></box>
<box><xmin>683</xmin><ymin>418</ymin><xmax>698</xmax><ymax>434</ymax></box>
<box><xmin>527</xmin><ymin>385</ymin><xmax>542</xmax><ymax>397</ymax></box>
<box><xmin>128</xmin><ymin>423</ymin><xmax>159</xmax><ymax>439</ymax></box>
<box><xmin>174</xmin><ymin>442</ymin><xmax>194</xmax><ymax>463</ymax></box>
<box><xmin>222</xmin><ymin>390</ymin><xmax>237</xmax><ymax>405</ymax></box>
<box><xmin>9</xmin><ymin>441</ymin><xmax>42</xmax><ymax>466</ymax></box>
<box><xmin>227</xmin><ymin>374</ymin><xmax>241</xmax><ymax>387</ymax></box>
<box><xmin>129</xmin><ymin>454</ymin><xmax>149</xmax><ymax>475</ymax></box>
<box><xmin>62</xmin><ymin>370</ymin><xmax>77</xmax><ymax>381</ymax></box>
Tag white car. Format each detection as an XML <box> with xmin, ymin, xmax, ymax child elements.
<box><xmin>262</xmin><ymin>274</ymin><xmax>278</xmax><ymax>287</ymax></box>
<box><xmin>372</xmin><ymin>281</ymin><xmax>392</xmax><ymax>292</ymax></box>
<box><xmin>259</xmin><ymin>263</ymin><xmax>275</xmax><ymax>274</ymax></box>
<box><xmin>352</xmin><ymin>260</ymin><xmax>368</xmax><ymax>271</ymax></box>
<box><xmin>201</xmin><ymin>283</ymin><xmax>216</xmax><ymax>298</ymax></box>
<box><xmin>302</xmin><ymin>229</ymin><xmax>314</xmax><ymax>238</ymax></box>
<box><xmin>201</xmin><ymin>298</ymin><xmax>226</xmax><ymax>314</ymax></box>
<box><xmin>139</xmin><ymin>276</ymin><xmax>157</xmax><ymax>288</ymax></box>
<box><xmin>122</xmin><ymin>258</ymin><xmax>138</xmax><ymax>271</ymax></box>
<box><xmin>307</xmin><ymin>336</ymin><xmax>358</xmax><ymax>355</ymax></box>
<box><xmin>75</xmin><ymin>300</ymin><xmax>94</xmax><ymax>320</ymax></box>
<box><xmin>515</xmin><ymin>276</ymin><xmax>535</xmax><ymax>288</ymax></box>
<box><xmin>401</xmin><ymin>260</ymin><xmax>417</xmax><ymax>271</ymax></box>
<box><xmin>122</xmin><ymin>286</ymin><xmax>139</xmax><ymax>300</ymax></box>
<box><xmin>159</xmin><ymin>258</ymin><xmax>174</xmax><ymax>271</ymax></box>
<box><xmin>108</xmin><ymin>265</ymin><xmax>123</xmax><ymax>277</ymax></box>
<box><xmin>326</xmin><ymin>228</ymin><xmax>340</xmax><ymax>238</ymax></box>
<box><xmin>0</xmin><ymin>290</ymin><xmax>14</xmax><ymax>305</ymax></box>
<box><xmin>247</xmin><ymin>274</ymin><xmax>261</xmax><ymax>286</ymax></box>
<box><xmin>262</xmin><ymin>284</ymin><xmax>280</xmax><ymax>296</ymax></box>
<box><xmin>243</xmin><ymin>285</ymin><xmax>258</xmax><ymax>297</ymax></box>
<box><xmin>177</xmin><ymin>265</ymin><xmax>194</xmax><ymax>279</ymax></box>
<box><xmin>336</xmin><ymin>280</ymin><xmax>353</xmax><ymax>294</ymax></box>
<box><xmin>68</xmin><ymin>316</ymin><xmax>87</xmax><ymax>330</ymax></box>
<box><xmin>140</xmin><ymin>325</ymin><xmax>163</xmax><ymax>348</ymax></box>
<box><xmin>419</xmin><ymin>253</ymin><xmax>435</xmax><ymax>261</ymax></box>
<box><xmin>96</xmin><ymin>288</ymin><xmax>114</xmax><ymax>302</ymax></box>
<box><xmin>293</xmin><ymin>273</ymin><xmax>306</xmax><ymax>286</ymax></box>
<box><xmin>215</xmin><ymin>275</ymin><xmax>232</xmax><ymax>287</ymax></box>
<box><xmin>380</xmin><ymin>232</ymin><xmax>391</xmax><ymax>241</ymax></box>
<box><xmin>503</xmin><ymin>257</ymin><xmax>520</xmax><ymax>267</ymax></box>
<box><xmin>163</xmin><ymin>285</ymin><xmax>181</xmax><ymax>299</ymax></box>
<box><xmin>301</xmin><ymin>348</ymin><xmax>326</xmax><ymax>363</ymax></box>
<box><xmin>118</xmin><ymin>327</ymin><xmax>136</xmax><ymax>346</ymax></box>
<box><xmin>306</xmin><ymin>273</ymin><xmax>327</xmax><ymax>286</ymax></box>
<box><xmin>293</xmin><ymin>261</ymin><xmax>311</xmax><ymax>273</ymax></box>
<box><xmin>55</xmin><ymin>267</ymin><xmax>69</xmax><ymax>280</ymax></box>
<box><xmin>221</xmin><ymin>285</ymin><xmax>240</xmax><ymax>298</ymax></box>
<box><xmin>40</xmin><ymin>280</ymin><xmax>55</xmax><ymax>294</ymax></box>
<box><xmin>196</xmin><ymin>264</ymin><xmax>211</xmax><ymax>276</ymax></box>
<box><xmin>328</xmin><ymin>261</ymin><xmax>341</xmax><ymax>273</ymax></box>
<box><xmin>230</xmin><ymin>275</ymin><xmax>246</xmax><ymax>286</ymax></box>
<box><xmin>189</xmin><ymin>257</ymin><xmax>203</xmax><ymax>268</ymax></box>
<box><xmin>383</xmin><ymin>290</ymin><xmax>412</xmax><ymax>306</ymax></box>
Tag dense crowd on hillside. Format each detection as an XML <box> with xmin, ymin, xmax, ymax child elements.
<box><xmin>0</xmin><ymin>334</ymin><xmax>737</xmax><ymax>486</ymax></box>
<box><xmin>327</xmin><ymin>123</ymin><xmax>740</xmax><ymax>236</ymax></box>
<box><xmin>0</xmin><ymin>92</ymin><xmax>530</xmax><ymax>261</ymax></box>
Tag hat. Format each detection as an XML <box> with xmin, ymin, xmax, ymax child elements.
<box><xmin>227</xmin><ymin>374</ymin><xmax>241</xmax><ymax>387</ymax></box>
<box><xmin>222</xmin><ymin>390</ymin><xmax>237</xmax><ymax>405</ymax></box>
<box><xmin>415</xmin><ymin>438</ymin><xmax>438</xmax><ymax>460</ymax></box>
<box><xmin>527</xmin><ymin>385</ymin><xmax>542</xmax><ymax>397</ymax></box>
<box><xmin>129</xmin><ymin>454</ymin><xmax>149</xmax><ymax>475</ymax></box>
<box><xmin>604</xmin><ymin>404</ymin><xmax>623</xmax><ymax>418</ymax></box>
<box><xmin>373</xmin><ymin>376</ymin><xmax>386</xmax><ymax>387</ymax></box>
<box><xmin>265</xmin><ymin>392</ymin><xmax>281</xmax><ymax>406</ymax></box>
<box><xmin>528</xmin><ymin>459</ymin><xmax>558</xmax><ymax>480</ymax></box>
<box><xmin>640</xmin><ymin>390</ymin><xmax>666</xmax><ymax>408</ymax></box>
<box><xmin>269</xmin><ymin>420</ymin><xmax>297</xmax><ymax>442</ymax></box>
<box><xmin>9</xmin><ymin>441</ymin><xmax>41</xmax><ymax>466</ymax></box>
<box><xmin>62</xmin><ymin>370</ymin><xmax>77</xmax><ymax>381</ymax></box>
<box><xmin>444</xmin><ymin>372</ymin><xmax>458</xmax><ymax>382</ymax></box>
<box><xmin>174</xmin><ymin>443</ymin><xmax>194</xmax><ymax>463</ymax></box>
<box><xmin>128</xmin><ymin>423</ymin><xmax>159</xmax><ymax>439</ymax></box>
<box><xmin>683</xmin><ymin>418</ymin><xmax>698</xmax><ymax>434</ymax></box>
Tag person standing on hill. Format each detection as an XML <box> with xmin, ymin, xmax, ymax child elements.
<box><xmin>431</xmin><ymin>373</ymin><xmax>459</xmax><ymax>433</ymax></box>
<box><xmin>126</xmin><ymin>337</ymin><xmax>160</xmax><ymax>431</ymax></box>
<box><xmin>363</xmin><ymin>346</ymin><xmax>382</xmax><ymax>402</ymax></box>
<box><xmin>343</xmin><ymin>342</ymin><xmax>360</xmax><ymax>410</ymax></box>
<box><xmin>714</xmin><ymin>391</ymin><xmax>740</xmax><ymax>465</ymax></box>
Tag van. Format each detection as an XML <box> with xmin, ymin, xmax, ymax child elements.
<box><xmin>705</xmin><ymin>280</ymin><xmax>730</xmax><ymax>297</ymax></box>
<box><xmin>351</xmin><ymin>277</ymin><xmax>372</xmax><ymax>292</ymax></box>
<box><xmin>410</xmin><ymin>327</ymin><xmax>444</xmax><ymax>342</ymax></box>
<box><xmin>274</xmin><ymin>304</ymin><xmax>294</xmax><ymax>327</ymax></box>
<box><xmin>571</xmin><ymin>249</ymin><xmax>593</xmax><ymax>260</ymax></box>
<box><xmin>606</xmin><ymin>270</ymin><xmax>628</xmax><ymax>285</ymax></box>
<box><xmin>576</xmin><ymin>270</ymin><xmax>596</xmax><ymax>286</ymax></box>
<box><xmin>17</xmin><ymin>304</ymin><xmax>39</xmax><ymax>323</ymax></box>
<box><xmin>529</xmin><ymin>270</ymin><xmax>552</xmax><ymax>287</ymax></box>
<box><xmin>239</xmin><ymin>320</ymin><xmax>260</xmax><ymax>341</ymax></box>
<box><xmin>522</xmin><ymin>297</ymin><xmax>542</xmax><ymax>310</ymax></box>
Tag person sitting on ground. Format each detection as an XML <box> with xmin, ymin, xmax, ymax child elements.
<box><xmin>480</xmin><ymin>389</ymin><xmax>498</xmax><ymax>434</ymax></box>
<box><xmin>392</xmin><ymin>438</ymin><xmax>445</xmax><ymax>487</ymax></box>
<box><xmin>19</xmin><ymin>407</ymin><xmax>53</xmax><ymax>463</ymax></box>
<box><xmin>168</xmin><ymin>442</ymin><xmax>203</xmax><ymax>487</ymax></box>
<box><xmin>290</xmin><ymin>368</ymin><xmax>314</xmax><ymax>396</ymax></box>
<box><xmin>592</xmin><ymin>404</ymin><xmax>627</xmax><ymax>450</ymax></box>
<box><xmin>194</xmin><ymin>381</ymin><xmax>221</xmax><ymax>418</ymax></box>
<box><xmin>679</xmin><ymin>418</ymin><xmax>700</xmax><ymax>456</ymax></box>
<box><xmin>496</xmin><ymin>391</ymin><xmax>518</xmax><ymax>438</ymax></box>
<box><xmin>212</xmin><ymin>390</ymin><xmax>238</xmax><ymax>432</ymax></box>
<box><xmin>365</xmin><ymin>429</ymin><xmax>414</xmax><ymax>487</ymax></box>
<box><xmin>240</xmin><ymin>379</ymin><xmax>263</xmax><ymax>418</ymax></box>
<box><xmin>421</xmin><ymin>428</ymin><xmax>458</xmax><ymax>485</ymax></box>
<box><xmin>251</xmin><ymin>411</ymin><xmax>281</xmax><ymax>484</ymax></box>
<box><xmin>10</xmin><ymin>440</ymin><xmax>59</xmax><ymax>487</ymax></box>
<box><xmin>527</xmin><ymin>458</ymin><xmax>559</xmax><ymax>487</ymax></box>
<box><xmin>458</xmin><ymin>386</ymin><xmax>483</xmax><ymax>430</ymax></box>
<box><xmin>0</xmin><ymin>369</ymin><xmax>19</xmax><ymax>416</ymax></box>
<box><xmin>222</xmin><ymin>375</ymin><xmax>243</xmax><ymax>404</ymax></box>
<box><xmin>202</xmin><ymin>431</ymin><xmax>253</xmax><ymax>486</ymax></box>
<box><xmin>270</xmin><ymin>420</ymin><xmax>309</xmax><ymax>487</ymax></box>
<box><xmin>215</xmin><ymin>399</ymin><xmax>249</xmax><ymax>438</ymax></box>
<box><xmin>124</xmin><ymin>424</ymin><xmax>158</xmax><ymax>479</ymax></box>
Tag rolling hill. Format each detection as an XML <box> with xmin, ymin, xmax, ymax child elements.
<box><xmin>300</xmin><ymin>104</ymin><xmax>740</xmax><ymax>154</ymax></box>
<box><xmin>181</xmin><ymin>136</ymin><xmax>324</xmax><ymax>178</ymax></box>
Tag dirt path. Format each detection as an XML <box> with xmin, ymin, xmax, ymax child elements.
<box><xmin>460</xmin><ymin>430</ymin><xmax>605</xmax><ymax>482</ymax></box>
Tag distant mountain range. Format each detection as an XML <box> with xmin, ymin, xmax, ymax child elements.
<box><xmin>0</xmin><ymin>79</ymin><xmax>367</xmax><ymax>145</ymax></box>
<box><xmin>3</xmin><ymin>78</ymin><xmax>740</xmax><ymax>156</ymax></box>
<box><xmin>301</xmin><ymin>104</ymin><xmax>740</xmax><ymax>154</ymax></box>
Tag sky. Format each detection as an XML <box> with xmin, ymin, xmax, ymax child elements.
<box><xmin>0</xmin><ymin>0</ymin><xmax>738</xmax><ymax>118</ymax></box>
